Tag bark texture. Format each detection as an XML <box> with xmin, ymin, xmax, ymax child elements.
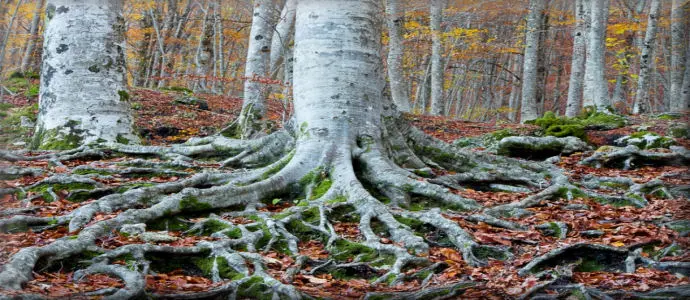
<box><xmin>385</xmin><ymin>0</ymin><xmax>411</xmax><ymax>112</ymax></box>
<box><xmin>33</xmin><ymin>0</ymin><xmax>138</xmax><ymax>149</ymax></box>
<box><xmin>565</xmin><ymin>0</ymin><xmax>588</xmax><ymax>117</ymax></box>
<box><xmin>669</xmin><ymin>0</ymin><xmax>687</xmax><ymax>112</ymax></box>
<box><xmin>237</xmin><ymin>0</ymin><xmax>274</xmax><ymax>139</ymax></box>
<box><xmin>520</xmin><ymin>0</ymin><xmax>545</xmax><ymax>123</ymax></box>
<box><xmin>633</xmin><ymin>0</ymin><xmax>661</xmax><ymax>114</ymax></box>
<box><xmin>429</xmin><ymin>0</ymin><xmax>445</xmax><ymax>116</ymax></box>
<box><xmin>583</xmin><ymin>0</ymin><xmax>610</xmax><ymax>111</ymax></box>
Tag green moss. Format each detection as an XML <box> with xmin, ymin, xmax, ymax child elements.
<box><xmin>655</xmin><ymin>114</ymin><xmax>680</xmax><ymax>120</ymax></box>
<box><xmin>114</xmin><ymin>182</ymin><xmax>156</xmax><ymax>193</ymax></box>
<box><xmin>146</xmin><ymin>217</ymin><xmax>191</xmax><ymax>232</ymax></box>
<box><xmin>575</xmin><ymin>258</ymin><xmax>605</xmax><ymax>272</ymax></box>
<box><xmin>192</xmin><ymin>256</ymin><xmax>244</xmax><ymax>280</ymax></box>
<box><xmin>528</xmin><ymin>111</ymin><xmax>625</xmax><ymax>140</ymax></box>
<box><xmin>545</xmin><ymin>124</ymin><xmax>586</xmax><ymax>139</ymax></box>
<box><xmin>311</xmin><ymin>178</ymin><xmax>332</xmax><ymax>200</ymax></box>
<box><xmin>179</xmin><ymin>195</ymin><xmax>212</xmax><ymax>212</ymax></box>
<box><xmin>116</xmin><ymin>134</ymin><xmax>130</xmax><ymax>145</ymax></box>
<box><xmin>0</xmin><ymin>103</ymin><xmax>38</xmax><ymax>147</ymax></box>
<box><xmin>553</xmin><ymin>187</ymin><xmax>587</xmax><ymax>200</ymax></box>
<box><xmin>473</xmin><ymin>245</ymin><xmax>510</xmax><ymax>260</ymax></box>
<box><xmin>25</xmin><ymin>85</ymin><xmax>39</xmax><ymax>97</ymax></box>
<box><xmin>261</xmin><ymin>151</ymin><xmax>294</xmax><ymax>180</ymax></box>
<box><xmin>162</xmin><ymin>86</ymin><xmax>193</xmax><ymax>94</ymax></box>
<box><xmin>28</xmin><ymin>182</ymin><xmax>96</xmax><ymax>202</ymax></box>
<box><xmin>329</xmin><ymin>239</ymin><xmax>376</xmax><ymax>262</ymax></box>
<box><xmin>72</xmin><ymin>169</ymin><xmax>115</xmax><ymax>176</ymax></box>
<box><xmin>117</xmin><ymin>90</ymin><xmax>130</xmax><ymax>102</ymax></box>
<box><xmin>394</xmin><ymin>216</ymin><xmax>425</xmax><ymax>229</ymax></box>
<box><xmin>237</xmin><ymin>276</ymin><xmax>272</xmax><ymax>300</ymax></box>
<box><xmin>35</xmin><ymin>120</ymin><xmax>85</xmax><ymax>150</ymax></box>
<box><xmin>600</xmin><ymin>182</ymin><xmax>629</xmax><ymax>189</ymax></box>
<box><xmin>199</xmin><ymin>219</ymin><xmax>229</xmax><ymax>235</ymax></box>
<box><xmin>325</xmin><ymin>196</ymin><xmax>348</xmax><ymax>205</ymax></box>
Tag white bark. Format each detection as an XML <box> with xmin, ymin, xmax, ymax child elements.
<box><xmin>386</xmin><ymin>0</ymin><xmax>411</xmax><ymax>112</ymax></box>
<box><xmin>34</xmin><ymin>0</ymin><xmax>138</xmax><ymax>149</ymax></box>
<box><xmin>680</xmin><ymin>32</ymin><xmax>690</xmax><ymax>111</ymax></box>
<box><xmin>294</xmin><ymin>0</ymin><xmax>384</xmax><ymax>150</ymax></box>
<box><xmin>633</xmin><ymin>0</ymin><xmax>661</xmax><ymax>114</ymax></box>
<box><xmin>565</xmin><ymin>0</ymin><xmax>588</xmax><ymax>117</ymax></box>
<box><xmin>20</xmin><ymin>0</ymin><xmax>44</xmax><ymax>73</ymax></box>
<box><xmin>238</xmin><ymin>0</ymin><xmax>273</xmax><ymax>137</ymax></box>
<box><xmin>583</xmin><ymin>0</ymin><xmax>610</xmax><ymax>111</ymax></box>
<box><xmin>429</xmin><ymin>0</ymin><xmax>445</xmax><ymax>115</ymax></box>
<box><xmin>194</xmin><ymin>2</ymin><xmax>214</xmax><ymax>93</ymax></box>
<box><xmin>269</xmin><ymin>0</ymin><xmax>296</xmax><ymax>78</ymax></box>
<box><xmin>520</xmin><ymin>0</ymin><xmax>545</xmax><ymax>123</ymax></box>
<box><xmin>669</xmin><ymin>0</ymin><xmax>687</xmax><ymax>112</ymax></box>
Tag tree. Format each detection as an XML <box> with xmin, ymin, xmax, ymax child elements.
<box><xmin>565</xmin><ymin>0</ymin><xmax>588</xmax><ymax>117</ymax></box>
<box><xmin>385</xmin><ymin>0</ymin><xmax>411</xmax><ymax>112</ymax></box>
<box><xmin>0</xmin><ymin>0</ymin><xmax>568</xmax><ymax>294</ymax></box>
<box><xmin>236</xmin><ymin>0</ymin><xmax>274</xmax><ymax>139</ymax></box>
<box><xmin>429</xmin><ymin>0</ymin><xmax>446</xmax><ymax>115</ymax></box>
<box><xmin>583</xmin><ymin>0</ymin><xmax>610</xmax><ymax>111</ymax></box>
<box><xmin>669</xmin><ymin>0</ymin><xmax>687</xmax><ymax>112</ymax></box>
<box><xmin>633</xmin><ymin>0</ymin><xmax>661</xmax><ymax>114</ymax></box>
<box><xmin>32</xmin><ymin>0</ymin><xmax>138</xmax><ymax>149</ymax></box>
<box><xmin>20</xmin><ymin>0</ymin><xmax>45</xmax><ymax>74</ymax></box>
<box><xmin>269</xmin><ymin>0</ymin><xmax>296</xmax><ymax>78</ymax></box>
<box><xmin>520</xmin><ymin>0</ymin><xmax>546</xmax><ymax>122</ymax></box>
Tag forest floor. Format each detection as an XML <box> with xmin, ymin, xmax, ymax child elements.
<box><xmin>0</xmin><ymin>85</ymin><xmax>689</xmax><ymax>299</ymax></box>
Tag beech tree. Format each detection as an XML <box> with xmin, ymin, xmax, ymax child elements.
<box><xmin>520</xmin><ymin>0</ymin><xmax>545</xmax><ymax>122</ymax></box>
<box><xmin>633</xmin><ymin>0</ymin><xmax>661</xmax><ymax>114</ymax></box>
<box><xmin>565</xmin><ymin>0</ymin><xmax>588</xmax><ymax>117</ymax></box>
<box><xmin>0</xmin><ymin>0</ymin><xmax>588</xmax><ymax>295</ymax></box>
<box><xmin>32</xmin><ymin>0</ymin><xmax>139</xmax><ymax>149</ymax></box>
<box><xmin>429</xmin><ymin>0</ymin><xmax>445</xmax><ymax>115</ymax></box>
<box><xmin>385</xmin><ymin>0</ymin><xmax>411</xmax><ymax>112</ymax></box>
<box><xmin>583</xmin><ymin>0</ymin><xmax>610</xmax><ymax>111</ymax></box>
<box><xmin>669</xmin><ymin>0</ymin><xmax>686</xmax><ymax>112</ymax></box>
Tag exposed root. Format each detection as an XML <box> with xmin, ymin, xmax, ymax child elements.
<box><xmin>581</xmin><ymin>145</ymin><xmax>690</xmax><ymax>169</ymax></box>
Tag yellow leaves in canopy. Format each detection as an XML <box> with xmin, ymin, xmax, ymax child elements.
<box><xmin>608</xmin><ymin>23</ymin><xmax>643</xmax><ymax>36</ymax></box>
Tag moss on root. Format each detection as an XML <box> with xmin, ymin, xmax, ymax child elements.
<box><xmin>528</xmin><ymin>111</ymin><xmax>626</xmax><ymax>140</ymax></box>
<box><xmin>28</xmin><ymin>182</ymin><xmax>96</xmax><ymax>202</ymax></box>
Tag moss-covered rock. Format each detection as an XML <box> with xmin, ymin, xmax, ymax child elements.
<box><xmin>615</xmin><ymin>132</ymin><xmax>675</xmax><ymax>149</ymax></box>
<box><xmin>667</xmin><ymin>124</ymin><xmax>689</xmax><ymax>139</ymax></box>
<box><xmin>497</xmin><ymin>136</ymin><xmax>590</xmax><ymax>160</ymax></box>
<box><xmin>527</xmin><ymin>111</ymin><xmax>626</xmax><ymax>140</ymax></box>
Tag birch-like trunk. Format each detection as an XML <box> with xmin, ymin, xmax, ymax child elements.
<box><xmin>385</xmin><ymin>0</ymin><xmax>411</xmax><ymax>112</ymax></box>
<box><xmin>633</xmin><ymin>0</ymin><xmax>661</xmax><ymax>114</ymax></box>
<box><xmin>669</xmin><ymin>0</ymin><xmax>687</xmax><ymax>112</ymax></box>
<box><xmin>293</xmin><ymin>0</ymin><xmax>384</xmax><ymax>155</ymax></box>
<box><xmin>520</xmin><ymin>0</ymin><xmax>545</xmax><ymax>123</ymax></box>
<box><xmin>682</xmin><ymin>37</ymin><xmax>690</xmax><ymax>110</ymax></box>
<box><xmin>34</xmin><ymin>0</ymin><xmax>138</xmax><ymax>149</ymax></box>
<box><xmin>429</xmin><ymin>0</ymin><xmax>445</xmax><ymax>115</ymax></box>
<box><xmin>269</xmin><ymin>0</ymin><xmax>296</xmax><ymax>78</ymax></box>
<box><xmin>583</xmin><ymin>0</ymin><xmax>610</xmax><ymax>111</ymax></box>
<box><xmin>237</xmin><ymin>0</ymin><xmax>273</xmax><ymax>138</ymax></box>
<box><xmin>194</xmin><ymin>3</ymin><xmax>214</xmax><ymax>93</ymax></box>
<box><xmin>565</xmin><ymin>0</ymin><xmax>588</xmax><ymax>117</ymax></box>
<box><xmin>20</xmin><ymin>0</ymin><xmax>45</xmax><ymax>73</ymax></box>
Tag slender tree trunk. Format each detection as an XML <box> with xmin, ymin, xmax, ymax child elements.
<box><xmin>0</xmin><ymin>0</ymin><xmax>23</xmax><ymax>76</ymax></box>
<box><xmin>237</xmin><ymin>0</ymin><xmax>274</xmax><ymax>139</ymax></box>
<box><xmin>535</xmin><ymin>2</ymin><xmax>549</xmax><ymax>115</ymax></box>
<box><xmin>20</xmin><ymin>0</ymin><xmax>45</xmax><ymax>74</ymax></box>
<box><xmin>194</xmin><ymin>3</ymin><xmax>214</xmax><ymax>93</ymax></box>
<box><xmin>669</xmin><ymin>0</ymin><xmax>687</xmax><ymax>112</ymax></box>
<box><xmin>34</xmin><ymin>0</ymin><xmax>138</xmax><ymax>149</ymax></box>
<box><xmin>520</xmin><ymin>0</ymin><xmax>545</xmax><ymax>123</ymax></box>
<box><xmin>269</xmin><ymin>0</ymin><xmax>296</xmax><ymax>79</ymax></box>
<box><xmin>583</xmin><ymin>0</ymin><xmax>610</xmax><ymax>111</ymax></box>
<box><xmin>414</xmin><ymin>55</ymin><xmax>431</xmax><ymax>113</ymax></box>
<box><xmin>509</xmin><ymin>55</ymin><xmax>522</xmax><ymax>121</ymax></box>
<box><xmin>633</xmin><ymin>0</ymin><xmax>661</xmax><ymax>114</ymax></box>
<box><xmin>385</xmin><ymin>0</ymin><xmax>411</xmax><ymax>112</ymax></box>
<box><xmin>565</xmin><ymin>0</ymin><xmax>588</xmax><ymax>117</ymax></box>
<box><xmin>682</xmin><ymin>36</ymin><xmax>690</xmax><ymax>110</ymax></box>
<box><xmin>429</xmin><ymin>0</ymin><xmax>445</xmax><ymax>115</ymax></box>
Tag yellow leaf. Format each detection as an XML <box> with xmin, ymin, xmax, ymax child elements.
<box><xmin>611</xmin><ymin>241</ymin><xmax>625</xmax><ymax>247</ymax></box>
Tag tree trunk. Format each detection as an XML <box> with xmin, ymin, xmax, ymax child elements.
<box><xmin>669</xmin><ymin>0</ymin><xmax>686</xmax><ymax>112</ymax></box>
<box><xmin>520</xmin><ymin>0</ymin><xmax>545</xmax><ymax>123</ymax></box>
<box><xmin>33</xmin><ymin>0</ymin><xmax>138</xmax><ymax>149</ymax></box>
<box><xmin>385</xmin><ymin>0</ymin><xmax>411</xmax><ymax>112</ymax></box>
<box><xmin>682</xmin><ymin>36</ymin><xmax>690</xmax><ymax>110</ymax></box>
<box><xmin>583</xmin><ymin>0</ymin><xmax>610</xmax><ymax>111</ymax></box>
<box><xmin>194</xmin><ymin>2</ymin><xmax>215</xmax><ymax>93</ymax></box>
<box><xmin>237</xmin><ymin>0</ymin><xmax>274</xmax><ymax>139</ymax></box>
<box><xmin>0</xmin><ymin>0</ymin><xmax>23</xmax><ymax>76</ymax></box>
<box><xmin>633</xmin><ymin>0</ymin><xmax>661</xmax><ymax>114</ymax></box>
<box><xmin>429</xmin><ymin>0</ymin><xmax>445</xmax><ymax>115</ymax></box>
<box><xmin>565</xmin><ymin>0</ymin><xmax>588</xmax><ymax>117</ymax></box>
<box><xmin>20</xmin><ymin>0</ymin><xmax>45</xmax><ymax>74</ymax></box>
<box><xmin>269</xmin><ymin>0</ymin><xmax>296</xmax><ymax>79</ymax></box>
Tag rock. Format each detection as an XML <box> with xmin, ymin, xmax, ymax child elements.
<box><xmin>120</xmin><ymin>223</ymin><xmax>146</xmax><ymax>236</ymax></box>
<box><xmin>667</xmin><ymin>123</ymin><xmax>689</xmax><ymax>138</ymax></box>
<box><xmin>614</xmin><ymin>132</ymin><xmax>675</xmax><ymax>149</ymax></box>
<box><xmin>580</xmin><ymin>230</ymin><xmax>604</xmax><ymax>238</ymax></box>
<box><xmin>536</xmin><ymin>221</ymin><xmax>568</xmax><ymax>239</ymax></box>
<box><xmin>19</xmin><ymin>116</ymin><xmax>34</xmax><ymax>128</ymax></box>
<box><xmin>173</xmin><ymin>95</ymin><xmax>209</xmax><ymax>110</ymax></box>
<box><xmin>140</xmin><ymin>231</ymin><xmax>179</xmax><ymax>243</ymax></box>
<box><xmin>497</xmin><ymin>136</ymin><xmax>590</xmax><ymax>160</ymax></box>
<box><xmin>11</xmin><ymin>141</ymin><xmax>26</xmax><ymax>147</ymax></box>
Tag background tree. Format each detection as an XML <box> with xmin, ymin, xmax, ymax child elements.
<box><xmin>520</xmin><ymin>0</ymin><xmax>545</xmax><ymax>122</ymax></box>
<box><xmin>385</xmin><ymin>0</ymin><xmax>411</xmax><ymax>112</ymax></box>
<box><xmin>633</xmin><ymin>0</ymin><xmax>661</xmax><ymax>114</ymax></box>
<box><xmin>429</xmin><ymin>0</ymin><xmax>446</xmax><ymax>115</ymax></box>
<box><xmin>33</xmin><ymin>0</ymin><xmax>138</xmax><ymax>149</ymax></box>
<box><xmin>583</xmin><ymin>0</ymin><xmax>610</xmax><ymax>111</ymax></box>
<box><xmin>565</xmin><ymin>0</ymin><xmax>588</xmax><ymax>117</ymax></box>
